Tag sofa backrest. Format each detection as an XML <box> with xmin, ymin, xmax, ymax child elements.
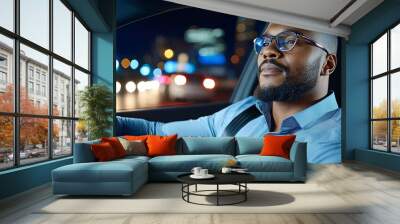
<box><xmin>235</xmin><ymin>137</ymin><xmax>303</xmax><ymax>157</ymax></box>
<box><xmin>74</xmin><ymin>137</ymin><xmax>304</xmax><ymax>162</ymax></box>
<box><xmin>235</xmin><ymin>137</ymin><xmax>263</xmax><ymax>155</ymax></box>
<box><xmin>176</xmin><ymin>137</ymin><xmax>236</xmax><ymax>155</ymax></box>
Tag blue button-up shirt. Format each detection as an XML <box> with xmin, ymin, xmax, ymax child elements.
<box><xmin>116</xmin><ymin>92</ymin><xmax>341</xmax><ymax>164</ymax></box>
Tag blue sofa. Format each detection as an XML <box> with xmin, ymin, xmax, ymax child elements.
<box><xmin>52</xmin><ymin>137</ymin><xmax>307</xmax><ymax>196</ymax></box>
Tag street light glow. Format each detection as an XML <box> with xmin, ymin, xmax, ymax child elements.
<box><xmin>130</xmin><ymin>59</ymin><xmax>139</xmax><ymax>70</ymax></box>
<box><xmin>125</xmin><ymin>81</ymin><xmax>136</xmax><ymax>93</ymax></box>
<box><xmin>164</xmin><ymin>49</ymin><xmax>174</xmax><ymax>59</ymax></box>
<box><xmin>174</xmin><ymin>75</ymin><xmax>187</xmax><ymax>86</ymax></box>
<box><xmin>203</xmin><ymin>78</ymin><xmax>215</xmax><ymax>89</ymax></box>
<box><xmin>116</xmin><ymin>81</ymin><xmax>121</xmax><ymax>93</ymax></box>
<box><xmin>140</xmin><ymin>64</ymin><xmax>151</xmax><ymax>76</ymax></box>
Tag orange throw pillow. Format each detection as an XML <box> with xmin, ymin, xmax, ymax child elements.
<box><xmin>91</xmin><ymin>142</ymin><xmax>117</xmax><ymax>161</ymax></box>
<box><xmin>101</xmin><ymin>137</ymin><xmax>127</xmax><ymax>158</ymax></box>
<box><xmin>146</xmin><ymin>134</ymin><xmax>178</xmax><ymax>157</ymax></box>
<box><xmin>124</xmin><ymin>135</ymin><xmax>148</xmax><ymax>141</ymax></box>
<box><xmin>259</xmin><ymin>134</ymin><xmax>296</xmax><ymax>159</ymax></box>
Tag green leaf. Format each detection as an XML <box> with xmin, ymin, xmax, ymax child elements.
<box><xmin>79</xmin><ymin>84</ymin><xmax>113</xmax><ymax>140</ymax></box>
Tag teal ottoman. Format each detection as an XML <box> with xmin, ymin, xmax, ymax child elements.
<box><xmin>52</xmin><ymin>156</ymin><xmax>148</xmax><ymax>196</ymax></box>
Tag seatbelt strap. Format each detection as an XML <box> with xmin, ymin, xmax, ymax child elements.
<box><xmin>221</xmin><ymin>105</ymin><xmax>262</xmax><ymax>136</ymax></box>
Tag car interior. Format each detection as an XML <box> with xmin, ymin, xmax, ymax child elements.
<box><xmin>0</xmin><ymin>0</ymin><xmax>400</xmax><ymax>224</ymax></box>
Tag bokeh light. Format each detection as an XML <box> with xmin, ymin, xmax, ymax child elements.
<box><xmin>121</xmin><ymin>58</ymin><xmax>131</xmax><ymax>69</ymax></box>
<box><xmin>140</xmin><ymin>64</ymin><xmax>151</xmax><ymax>76</ymax></box>
<box><xmin>185</xmin><ymin>63</ymin><xmax>195</xmax><ymax>74</ymax></box>
<box><xmin>137</xmin><ymin>81</ymin><xmax>146</xmax><ymax>92</ymax></box>
<box><xmin>116</xmin><ymin>60</ymin><xmax>119</xmax><ymax>70</ymax></box>
<box><xmin>203</xmin><ymin>78</ymin><xmax>216</xmax><ymax>89</ymax></box>
<box><xmin>157</xmin><ymin>75</ymin><xmax>171</xmax><ymax>84</ymax></box>
<box><xmin>212</xmin><ymin>28</ymin><xmax>224</xmax><ymax>37</ymax></box>
<box><xmin>164</xmin><ymin>49</ymin><xmax>174</xmax><ymax>59</ymax></box>
<box><xmin>136</xmin><ymin>80</ymin><xmax>160</xmax><ymax>92</ymax></box>
<box><xmin>125</xmin><ymin>81</ymin><xmax>136</xmax><ymax>93</ymax></box>
<box><xmin>177</xmin><ymin>53</ymin><xmax>189</xmax><ymax>63</ymax></box>
<box><xmin>230</xmin><ymin>54</ymin><xmax>240</xmax><ymax>64</ymax></box>
<box><xmin>148</xmin><ymin>80</ymin><xmax>160</xmax><ymax>90</ymax></box>
<box><xmin>174</xmin><ymin>75</ymin><xmax>187</xmax><ymax>86</ymax></box>
<box><xmin>130</xmin><ymin>59</ymin><xmax>139</xmax><ymax>70</ymax></box>
<box><xmin>153</xmin><ymin>68</ymin><xmax>162</xmax><ymax>76</ymax></box>
<box><xmin>116</xmin><ymin>81</ymin><xmax>121</xmax><ymax>93</ymax></box>
<box><xmin>164</xmin><ymin>61</ymin><xmax>177</xmax><ymax>73</ymax></box>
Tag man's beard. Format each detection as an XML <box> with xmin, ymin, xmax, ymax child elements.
<box><xmin>255</xmin><ymin>59</ymin><xmax>321</xmax><ymax>102</ymax></box>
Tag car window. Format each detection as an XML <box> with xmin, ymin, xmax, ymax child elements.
<box><xmin>116</xmin><ymin>7</ymin><xmax>265</xmax><ymax>111</ymax></box>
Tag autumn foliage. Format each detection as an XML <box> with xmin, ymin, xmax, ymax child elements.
<box><xmin>372</xmin><ymin>99</ymin><xmax>400</xmax><ymax>142</ymax></box>
<box><xmin>0</xmin><ymin>84</ymin><xmax>59</xmax><ymax>151</ymax></box>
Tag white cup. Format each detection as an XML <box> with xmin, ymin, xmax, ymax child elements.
<box><xmin>221</xmin><ymin>167</ymin><xmax>232</xmax><ymax>174</ymax></box>
<box><xmin>200</xmin><ymin>169</ymin><xmax>208</xmax><ymax>176</ymax></box>
<box><xmin>191</xmin><ymin>167</ymin><xmax>202</xmax><ymax>176</ymax></box>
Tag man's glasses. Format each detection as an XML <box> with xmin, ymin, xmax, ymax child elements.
<box><xmin>253</xmin><ymin>31</ymin><xmax>330</xmax><ymax>55</ymax></box>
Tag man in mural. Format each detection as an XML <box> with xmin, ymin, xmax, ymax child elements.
<box><xmin>117</xmin><ymin>23</ymin><xmax>341</xmax><ymax>164</ymax></box>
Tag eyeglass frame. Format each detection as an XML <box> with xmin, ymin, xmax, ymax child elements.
<box><xmin>253</xmin><ymin>31</ymin><xmax>330</xmax><ymax>55</ymax></box>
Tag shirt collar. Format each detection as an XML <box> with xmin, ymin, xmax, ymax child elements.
<box><xmin>292</xmin><ymin>91</ymin><xmax>339</xmax><ymax>128</ymax></box>
<box><xmin>254</xmin><ymin>91</ymin><xmax>339</xmax><ymax>130</ymax></box>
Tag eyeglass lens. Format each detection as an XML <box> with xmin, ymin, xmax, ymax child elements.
<box><xmin>254</xmin><ymin>32</ymin><xmax>298</xmax><ymax>54</ymax></box>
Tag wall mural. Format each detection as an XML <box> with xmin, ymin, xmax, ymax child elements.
<box><xmin>116</xmin><ymin>2</ymin><xmax>341</xmax><ymax>164</ymax></box>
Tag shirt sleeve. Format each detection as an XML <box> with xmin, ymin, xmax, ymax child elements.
<box><xmin>115</xmin><ymin>116</ymin><xmax>164</xmax><ymax>136</ymax></box>
<box><xmin>115</xmin><ymin>115</ymin><xmax>215</xmax><ymax>136</ymax></box>
<box><xmin>116</xmin><ymin>97</ymin><xmax>257</xmax><ymax>137</ymax></box>
<box><xmin>160</xmin><ymin>114</ymin><xmax>216</xmax><ymax>137</ymax></box>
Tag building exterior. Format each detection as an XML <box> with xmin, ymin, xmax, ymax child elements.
<box><xmin>0</xmin><ymin>41</ymin><xmax>75</xmax><ymax>150</ymax></box>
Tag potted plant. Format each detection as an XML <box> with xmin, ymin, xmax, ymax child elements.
<box><xmin>79</xmin><ymin>84</ymin><xmax>113</xmax><ymax>140</ymax></box>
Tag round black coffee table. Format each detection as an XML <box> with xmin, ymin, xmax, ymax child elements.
<box><xmin>177</xmin><ymin>173</ymin><xmax>255</xmax><ymax>206</ymax></box>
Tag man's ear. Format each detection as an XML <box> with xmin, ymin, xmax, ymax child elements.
<box><xmin>321</xmin><ymin>54</ymin><xmax>337</xmax><ymax>76</ymax></box>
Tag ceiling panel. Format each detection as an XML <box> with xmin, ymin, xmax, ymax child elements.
<box><xmin>164</xmin><ymin>0</ymin><xmax>384</xmax><ymax>38</ymax></box>
<box><xmin>115</xmin><ymin>0</ymin><xmax>384</xmax><ymax>38</ymax></box>
<box><xmin>226</xmin><ymin>0</ymin><xmax>352</xmax><ymax>21</ymax></box>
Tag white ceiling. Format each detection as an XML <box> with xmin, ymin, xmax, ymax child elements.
<box><xmin>227</xmin><ymin>0</ymin><xmax>352</xmax><ymax>22</ymax></box>
<box><xmin>164</xmin><ymin>0</ymin><xmax>384</xmax><ymax>39</ymax></box>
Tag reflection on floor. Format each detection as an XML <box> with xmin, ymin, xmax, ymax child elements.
<box><xmin>1</xmin><ymin>162</ymin><xmax>400</xmax><ymax>224</ymax></box>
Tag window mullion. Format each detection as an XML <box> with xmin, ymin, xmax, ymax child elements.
<box><xmin>71</xmin><ymin>10</ymin><xmax>76</xmax><ymax>154</ymax></box>
<box><xmin>48</xmin><ymin>0</ymin><xmax>54</xmax><ymax>160</ymax></box>
<box><xmin>13</xmin><ymin>0</ymin><xmax>21</xmax><ymax>167</ymax></box>
<box><xmin>388</xmin><ymin>29</ymin><xmax>391</xmax><ymax>153</ymax></box>
<box><xmin>370</xmin><ymin>45</ymin><xmax>373</xmax><ymax>149</ymax></box>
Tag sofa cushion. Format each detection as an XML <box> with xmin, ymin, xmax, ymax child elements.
<box><xmin>101</xmin><ymin>137</ymin><xmax>127</xmax><ymax>158</ymax></box>
<box><xmin>260</xmin><ymin>134</ymin><xmax>296</xmax><ymax>159</ymax></box>
<box><xmin>118</xmin><ymin>137</ymin><xmax>147</xmax><ymax>156</ymax></box>
<box><xmin>235</xmin><ymin>137</ymin><xmax>263</xmax><ymax>155</ymax></box>
<box><xmin>91</xmin><ymin>142</ymin><xmax>118</xmax><ymax>161</ymax></box>
<box><xmin>53</xmin><ymin>157</ymin><xmax>148</xmax><ymax>183</ymax></box>
<box><xmin>148</xmin><ymin>154</ymin><xmax>235</xmax><ymax>172</ymax></box>
<box><xmin>147</xmin><ymin>134</ymin><xmax>178</xmax><ymax>157</ymax></box>
<box><xmin>236</xmin><ymin>155</ymin><xmax>293</xmax><ymax>172</ymax></box>
<box><xmin>177</xmin><ymin>137</ymin><xmax>235</xmax><ymax>155</ymax></box>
